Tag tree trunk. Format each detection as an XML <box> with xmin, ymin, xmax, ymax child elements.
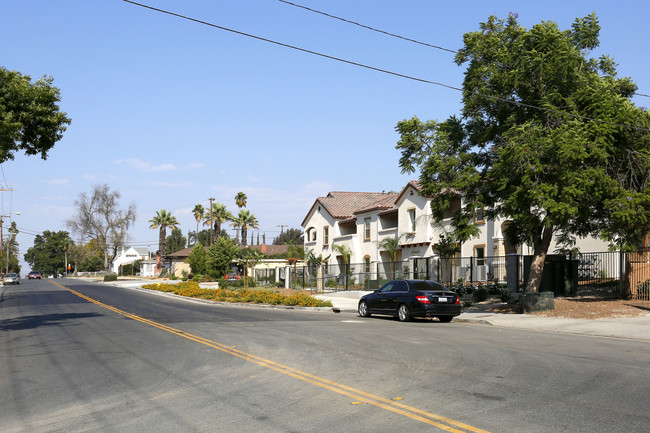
<box><xmin>241</xmin><ymin>226</ymin><xmax>247</xmax><ymax>246</ymax></box>
<box><xmin>524</xmin><ymin>225</ymin><xmax>554</xmax><ymax>294</ymax></box>
<box><xmin>214</xmin><ymin>221</ymin><xmax>221</xmax><ymax>243</ymax></box>
<box><xmin>159</xmin><ymin>227</ymin><xmax>166</xmax><ymax>256</ymax></box>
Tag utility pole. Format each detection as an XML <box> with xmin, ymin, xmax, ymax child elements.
<box><xmin>277</xmin><ymin>225</ymin><xmax>288</xmax><ymax>243</ymax></box>
<box><xmin>209</xmin><ymin>197</ymin><xmax>215</xmax><ymax>245</ymax></box>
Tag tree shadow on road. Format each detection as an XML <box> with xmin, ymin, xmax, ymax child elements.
<box><xmin>0</xmin><ymin>313</ymin><xmax>103</xmax><ymax>331</ymax></box>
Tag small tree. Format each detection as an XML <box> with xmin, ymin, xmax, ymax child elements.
<box><xmin>206</xmin><ymin>236</ymin><xmax>238</xmax><ymax>278</ymax></box>
<box><xmin>188</xmin><ymin>243</ymin><xmax>207</xmax><ymax>275</ymax></box>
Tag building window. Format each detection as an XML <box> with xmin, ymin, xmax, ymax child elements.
<box><xmin>474</xmin><ymin>245</ymin><xmax>486</xmax><ymax>266</ymax></box>
<box><xmin>364</xmin><ymin>218</ymin><xmax>371</xmax><ymax>241</ymax></box>
<box><xmin>364</xmin><ymin>255</ymin><xmax>371</xmax><ymax>273</ymax></box>
<box><xmin>474</xmin><ymin>207</ymin><xmax>485</xmax><ymax>224</ymax></box>
<box><xmin>323</xmin><ymin>226</ymin><xmax>329</xmax><ymax>246</ymax></box>
<box><xmin>408</xmin><ymin>208</ymin><xmax>416</xmax><ymax>232</ymax></box>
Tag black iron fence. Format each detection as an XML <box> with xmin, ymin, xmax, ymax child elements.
<box><xmin>281</xmin><ymin>249</ymin><xmax>650</xmax><ymax>300</ymax></box>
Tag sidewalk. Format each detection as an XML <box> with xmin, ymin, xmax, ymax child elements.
<box><xmin>96</xmin><ymin>279</ymin><xmax>650</xmax><ymax>342</ymax></box>
<box><xmin>315</xmin><ymin>290</ymin><xmax>650</xmax><ymax>342</ymax></box>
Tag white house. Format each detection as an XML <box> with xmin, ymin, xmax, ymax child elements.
<box><xmin>301</xmin><ymin>181</ymin><xmax>610</xmax><ymax>282</ymax></box>
<box><xmin>111</xmin><ymin>246</ymin><xmax>150</xmax><ymax>273</ymax></box>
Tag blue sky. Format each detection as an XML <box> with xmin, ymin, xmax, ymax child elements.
<box><xmin>2</xmin><ymin>0</ymin><xmax>649</xmax><ymax>269</ymax></box>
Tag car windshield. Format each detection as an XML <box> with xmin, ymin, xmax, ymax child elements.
<box><xmin>411</xmin><ymin>281</ymin><xmax>448</xmax><ymax>292</ymax></box>
<box><xmin>5</xmin><ymin>273</ymin><xmax>17</xmax><ymax>277</ymax></box>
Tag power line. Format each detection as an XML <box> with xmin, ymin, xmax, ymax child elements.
<box><xmin>279</xmin><ymin>0</ymin><xmax>650</xmax><ymax>101</ymax></box>
<box><xmin>278</xmin><ymin>0</ymin><xmax>458</xmax><ymax>54</ymax></box>
<box><xmin>123</xmin><ymin>1</ymin><xmax>650</xmax><ymax>131</ymax></box>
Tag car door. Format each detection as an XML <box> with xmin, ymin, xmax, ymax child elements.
<box><xmin>367</xmin><ymin>281</ymin><xmax>395</xmax><ymax>312</ymax></box>
<box><xmin>385</xmin><ymin>281</ymin><xmax>409</xmax><ymax>313</ymax></box>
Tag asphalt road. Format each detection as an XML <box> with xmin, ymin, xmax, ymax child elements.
<box><xmin>1</xmin><ymin>278</ymin><xmax>649</xmax><ymax>432</ymax></box>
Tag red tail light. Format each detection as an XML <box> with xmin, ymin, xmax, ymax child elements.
<box><xmin>416</xmin><ymin>295</ymin><xmax>430</xmax><ymax>304</ymax></box>
<box><xmin>455</xmin><ymin>296</ymin><xmax>460</xmax><ymax>304</ymax></box>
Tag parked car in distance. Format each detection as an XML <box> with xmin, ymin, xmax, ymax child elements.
<box><xmin>28</xmin><ymin>271</ymin><xmax>42</xmax><ymax>279</ymax></box>
<box><xmin>358</xmin><ymin>279</ymin><xmax>461</xmax><ymax>322</ymax></box>
<box><xmin>3</xmin><ymin>272</ymin><xmax>20</xmax><ymax>285</ymax></box>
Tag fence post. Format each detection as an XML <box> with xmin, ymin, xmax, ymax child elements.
<box><xmin>506</xmin><ymin>254</ymin><xmax>519</xmax><ymax>296</ymax></box>
<box><xmin>469</xmin><ymin>256</ymin><xmax>474</xmax><ymax>285</ymax></box>
<box><xmin>284</xmin><ymin>265</ymin><xmax>291</xmax><ymax>289</ymax></box>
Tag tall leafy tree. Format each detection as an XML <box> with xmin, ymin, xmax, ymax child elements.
<box><xmin>272</xmin><ymin>228</ymin><xmax>304</xmax><ymax>245</ymax></box>
<box><xmin>0</xmin><ymin>67</ymin><xmax>71</xmax><ymax>162</ymax></box>
<box><xmin>1</xmin><ymin>221</ymin><xmax>20</xmax><ymax>273</ymax></box>
<box><xmin>149</xmin><ymin>209</ymin><xmax>179</xmax><ymax>256</ymax></box>
<box><xmin>24</xmin><ymin>230</ymin><xmax>71</xmax><ymax>276</ymax></box>
<box><xmin>165</xmin><ymin>227</ymin><xmax>187</xmax><ymax>254</ymax></box>
<box><xmin>396</xmin><ymin>14</ymin><xmax>650</xmax><ymax>295</ymax></box>
<box><xmin>66</xmin><ymin>185</ymin><xmax>136</xmax><ymax>271</ymax></box>
<box><xmin>235</xmin><ymin>209</ymin><xmax>259</xmax><ymax>247</ymax></box>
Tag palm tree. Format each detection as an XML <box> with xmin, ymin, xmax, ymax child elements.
<box><xmin>235</xmin><ymin>209</ymin><xmax>259</xmax><ymax>247</ymax></box>
<box><xmin>204</xmin><ymin>202</ymin><xmax>234</xmax><ymax>243</ymax></box>
<box><xmin>235</xmin><ymin>192</ymin><xmax>247</xmax><ymax>209</ymax></box>
<box><xmin>234</xmin><ymin>192</ymin><xmax>247</xmax><ymax>242</ymax></box>
<box><xmin>148</xmin><ymin>209</ymin><xmax>180</xmax><ymax>256</ymax></box>
<box><xmin>192</xmin><ymin>204</ymin><xmax>205</xmax><ymax>245</ymax></box>
<box><xmin>378</xmin><ymin>236</ymin><xmax>402</xmax><ymax>279</ymax></box>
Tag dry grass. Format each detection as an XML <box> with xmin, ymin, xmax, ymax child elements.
<box><xmin>465</xmin><ymin>297</ymin><xmax>650</xmax><ymax>319</ymax></box>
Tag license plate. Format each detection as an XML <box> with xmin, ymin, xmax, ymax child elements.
<box><xmin>438</xmin><ymin>297</ymin><xmax>448</xmax><ymax>302</ymax></box>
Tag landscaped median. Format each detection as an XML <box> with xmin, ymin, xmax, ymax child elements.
<box><xmin>141</xmin><ymin>281</ymin><xmax>333</xmax><ymax>308</ymax></box>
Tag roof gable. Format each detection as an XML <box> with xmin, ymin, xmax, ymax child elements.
<box><xmin>302</xmin><ymin>191</ymin><xmax>399</xmax><ymax>226</ymax></box>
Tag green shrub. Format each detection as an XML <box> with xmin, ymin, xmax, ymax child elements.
<box><xmin>472</xmin><ymin>287</ymin><xmax>489</xmax><ymax>302</ymax></box>
<box><xmin>104</xmin><ymin>274</ymin><xmax>118</xmax><ymax>282</ymax></box>
<box><xmin>498</xmin><ymin>290</ymin><xmax>511</xmax><ymax>302</ymax></box>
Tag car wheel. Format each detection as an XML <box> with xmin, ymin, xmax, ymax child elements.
<box><xmin>398</xmin><ymin>304</ymin><xmax>411</xmax><ymax>322</ymax></box>
<box><xmin>438</xmin><ymin>316</ymin><xmax>453</xmax><ymax>323</ymax></box>
<box><xmin>358</xmin><ymin>301</ymin><xmax>371</xmax><ymax>317</ymax></box>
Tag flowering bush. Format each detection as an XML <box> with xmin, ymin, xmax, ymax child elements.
<box><xmin>141</xmin><ymin>281</ymin><xmax>333</xmax><ymax>307</ymax></box>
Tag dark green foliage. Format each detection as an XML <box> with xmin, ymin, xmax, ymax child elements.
<box><xmin>396</xmin><ymin>14</ymin><xmax>650</xmax><ymax>294</ymax></box>
<box><xmin>165</xmin><ymin>228</ymin><xmax>187</xmax><ymax>254</ymax></box>
<box><xmin>0</xmin><ymin>67</ymin><xmax>71</xmax><ymax>162</ymax></box>
<box><xmin>119</xmin><ymin>260</ymin><xmax>141</xmax><ymax>276</ymax></box>
<box><xmin>104</xmin><ymin>274</ymin><xmax>118</xmax><ymax>282</ymax></box>
<box><xmin>273</xmin><ymin>228</ymin><xmax>304</xmax><ymax>245</ymax></box>
<box><xmin>206</xmin><ymin>236</ymin><xmax>238</xmax><ymax>277</ymax></box>
<box><xmin>188</xmin><ymin>243</ymin><xmax>207</xmax><ymax>275</ymax></box>
<box><xmin>472</xmin><ymin>287</ymin><xmax>489</xmax><ymax>302</ymax></box>
<box><xmin>24</xmin><ymin>230</ymin><xmax>71</xmax><ymax>276</ymax></box>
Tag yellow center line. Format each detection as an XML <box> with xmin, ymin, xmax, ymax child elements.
<box><xmin>53</xmin><ymin>281</ymin><xmax>491</xmax><ymax>433</ymax></box>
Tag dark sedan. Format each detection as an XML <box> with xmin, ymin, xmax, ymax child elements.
<box><xmin>358</xmin><ymin>279</ymin><xmax>461</xmax><ymax>322</ymax></box>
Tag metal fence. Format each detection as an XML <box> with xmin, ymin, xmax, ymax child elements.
<box><xmin>283</xmin><ymin>249</ymin><xmax>650</xmax><ymax>300</ymax></box>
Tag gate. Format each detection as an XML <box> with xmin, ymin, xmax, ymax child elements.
<box><xmin>625</xmin><ymin>249</ymin><xmax>650</xmax><ymax>300</ymax></box>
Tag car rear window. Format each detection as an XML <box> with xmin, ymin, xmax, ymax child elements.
<box><xmin>411</xmin><ymin>281</ymin><xmax>448</xmax><ymax>292</ymax></box>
